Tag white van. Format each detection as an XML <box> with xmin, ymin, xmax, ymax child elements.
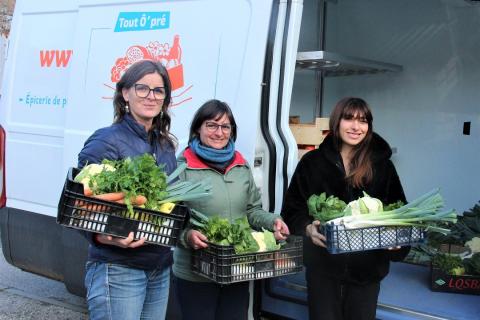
<box><xmin>1</xmin><ymin>0</ymin><xmax>479</xmax><ymax>319</ymax></box>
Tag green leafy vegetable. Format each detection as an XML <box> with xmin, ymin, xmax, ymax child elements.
<box><xmin>432</xmin><ymin>253</ymin><xmax>465</xmax><ymax>275</ymax></box>
<box><xmin>463</xmin><ymin>253</ymin><xmax>480</xmax><ymax>275</ymax></box>
<box><xmin>190</xmin><ymin>209</ymin><xmax>282</xmax><ymax>254</ymax></box>
<box><xmin>90</xmin><ymin>154</ymin><xmax>168</xmax><ymax>212</ymax></box>
<box><xmin>307</xmin><ymin>193</ymin><xmax>346</xmax><ymax>223</ymax></box>
<box><xmin>429</xmin><ymin>202</ymin><xmax>480</xmax><ymax>246</ymax></box>
<box><xmin>383</xmin><ymin>200</ymin><xmax>405</xmax><ymax>211</ymax></box>
<box><xmin>263</xmin><ymin>229</ymin><xmax>281</xmax><ymax>251</ymax></box>
<box><xmin>77</xmin><ymin>154</ymin><xmax>211</xmax><ymax>215</ymax></box>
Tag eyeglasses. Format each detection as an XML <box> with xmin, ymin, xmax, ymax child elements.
<box><xmin>205</xmin><ymin>122</ymin><xmax>233</xmax><ymax>133</ymax></box>
<box><xmin>134</xmin><ymin>84</ymin><xmax>166</xmax><ymax>100</ymax></box>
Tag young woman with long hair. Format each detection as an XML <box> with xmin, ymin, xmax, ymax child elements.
<box><xmin>282</xmin><ymin>97</ymin><xmax>410</xmax><ymax>320</ymax></box>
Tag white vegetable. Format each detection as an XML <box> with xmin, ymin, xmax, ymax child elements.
<box><xmin>465</xmin><ymin>237</ymin><xmax>480</xmax><ymax>253</ymax></box>
<box><xmin>359</xmin><ymin>193</ymin><xmax>383</xmax><ymax>213</ymax></box>
<box><xmin>345</xmin><ymin>192</ymin><xmax>383</xmax><ymax>216</ymax></box>
<box><xmin>251</xmin><ymin>232</ymin><xmax>267</xmax><ymax>252</ymax></box>
<box><xmin>74</xmin><ymin>163</ymin><xmax>115</xmax><ymax>187</ymax></box>
<box><xmin>345</xmin><ymin>199</ymin><xmax>362</xmax><ymax>216</ymax></box>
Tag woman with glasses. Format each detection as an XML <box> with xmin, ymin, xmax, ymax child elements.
<box><xmin>77</xmin><ymin>60</ymin><xmax>176</xmax><ymax>320</ymax></box>
<box><xmin>172</xmin><ymin>99</ymin><xmax>290</xmax><ymax>320</ymax></box>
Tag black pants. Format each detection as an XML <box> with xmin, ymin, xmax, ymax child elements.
<box><xmin>174</xmin><ymin>276</ymin><xmax>249</xmax><ymax>320</ymax></box>
<box><xmin>306</xmin><ymin>268</ymin><xmax>380</xmax><ymax>320</ymax></box>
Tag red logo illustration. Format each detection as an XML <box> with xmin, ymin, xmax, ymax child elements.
<box><xmin>105</xmin><ymin>35</ymin><xmax>192</xmax><ymax>107</ymax></box>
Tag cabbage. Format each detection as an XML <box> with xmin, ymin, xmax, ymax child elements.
<box><xmin>74</xmin><ymin>163</ymin><xmax>115</xmax><ymax>188</ymax></box>
<box><xmin>344</xmin><ymin>192</ymin><xmax>383</xmax><ymax>216</ymax></box>
<box><xmin>251</xmin><ymin>229</ymin><xmax>281</xmax><ymax>252</ymax></box>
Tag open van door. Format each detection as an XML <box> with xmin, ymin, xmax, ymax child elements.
<box><xmin>258</xmin><ymin>0</ymin><xmax>480</xmax><ymax>319</ymax></box>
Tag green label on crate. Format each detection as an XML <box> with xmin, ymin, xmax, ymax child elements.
<box><xmin>435</xmin><ymin>279</ymin><xmax>446</xmax><ymax>286</ymax></box>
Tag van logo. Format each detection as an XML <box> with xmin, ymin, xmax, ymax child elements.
<box><xmin>114</xmin><ymin>12</ymin><xmax>170</xmax><ymax>32</ymax></box>
<box><xmin>105</xmin><ymin>35</ymin><xmax>191</xmax><ymax>107</ymax></box>
<box><xmin>40</xmin><ymin>50</ymin><xmax>73</xmax><ymax>68</ymax></box>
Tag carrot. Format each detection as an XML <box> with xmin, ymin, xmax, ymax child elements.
<box><xmin>92</xmin><ymin>192</ymin><xmax>125</xmax><ymax>202</ymax></box>
<box><xmin>74</xmin><ymin>199</ymin><xmax>86</xmax><ymax>207</ymax></box>
<box><xmin>84</xmin><ymin>203</ymin><xmax>104</xmax><ymax>212</ymax></box>
<box><xmin>133</xmin><ymin>195</ymin><xmax>147</xmax><ymax>206</ymax></box>
<box><xmin>74</xmin><ymin>202</ymin><xmax>104</xmax><ymax>212</ymax></box>
<box><xmin>83</xmin><ymin>187</ymin><xmax>93</xmax><ymax>196</ymax></box>
<box><xmin>114</xmin><ymin>195</ymin><xmax>147</xmax><ymax>206</ymax></box>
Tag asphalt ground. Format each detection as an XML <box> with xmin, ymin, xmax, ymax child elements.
<box><xmin>0</xmin><ymin>234</ymin><xmax>87</xmax><ymax>319</ymax></box>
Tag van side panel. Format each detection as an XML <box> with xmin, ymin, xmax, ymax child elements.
<box><xmin>2</xmin><ymin>6</ymin><xmax>77</xmax><ymax>217</ymax></box>
<box><xmin>0</xmin><ymin>1</ymin><xmax>276</xmax><ymax>312</ymax></box>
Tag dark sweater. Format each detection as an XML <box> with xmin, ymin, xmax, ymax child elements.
<box><xmin>78</xmin><ymin>114</ymin><xmax>176</xmax><ymax>270</ymax></box>
<box><xmin>281</xmin><ymin>132</ymin><xmax>410</xmax><ymax>284</ymax></box>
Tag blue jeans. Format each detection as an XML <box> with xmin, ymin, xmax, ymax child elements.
<box><xmin>85</xmin><ymin>262</ymin><xmax>170</xmax><ymax>320</ymax></box>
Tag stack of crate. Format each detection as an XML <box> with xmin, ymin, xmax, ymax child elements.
<box><xmin>289</xmin><ymin>116</ymin><xmax>329</xmax><ymax>158</ymax></box>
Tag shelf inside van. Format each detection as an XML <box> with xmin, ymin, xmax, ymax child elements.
<box><xmin>296</xmin><ymin>51</ymin><xmax>402</xmax><ymax>77</ymax></box>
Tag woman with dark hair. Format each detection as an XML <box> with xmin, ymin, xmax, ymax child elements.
<box><xmin>172</xmin><ymin>99</ymin><xmax>290</xmax><ymax>320</ymax></box>
<box><xmin>281</xmin><ymin>97</ymin><xmax>410</xmax><ymax>320</ymax></box>
<box><xmin>78</xmin><ymin>59</ymin><xmax>176</xmax><ymax>320</ymax></box>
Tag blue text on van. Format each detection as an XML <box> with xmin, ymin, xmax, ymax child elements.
<box><xmin>114</xmin><ymin>12</ymin><xmax>170</xmax><ymax>32</ymax></box>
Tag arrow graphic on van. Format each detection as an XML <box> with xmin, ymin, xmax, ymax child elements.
<box><xmin>40</xmin><ymin>50</ymin><xmax>73</xmax><ymax>68</ymax></box>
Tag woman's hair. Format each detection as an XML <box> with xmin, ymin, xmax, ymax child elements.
<box><xmin>329</xmin><ymin>97</ymin><xmax>374</xmax><ymax>188</ymax></box>
<box><xmin>113</xmin><ymin>59</ymin><xmax>176</xmax><ymax>147</ymax></box>
<box><xmin>188</xmin><ymin>99</ymin><xmax>237</xmax><ymax>143</ymax></box>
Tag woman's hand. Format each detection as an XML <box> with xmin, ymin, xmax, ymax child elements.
<box><xmin>273</xmin><ymin>219</ymin><xmax>290</xmax><ymax>241</ymax></box>
<box><xmin>187</xmin><ymin>230</ymin><xmax>209</xmax><ymax>250</ymax></box>
<box><xmin>306</xmin><ymin>220</ymin><xmax>326</xmax><ymax>248</ymax></box>
<box><xmin>95</xmin><ymin>232</ymin><xmax>145</xmax><ymax>248</ymax></box>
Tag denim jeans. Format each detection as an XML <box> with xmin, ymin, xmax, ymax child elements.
<box><xmin>85</xmin><ymin>262</ymin><xmax>170</xmax><ymax>320</ymax></box>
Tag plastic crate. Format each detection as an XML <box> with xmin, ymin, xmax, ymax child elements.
<box><xmin>191</xmin><ymin>236</ymin><xmax>303</xmax><ymax>284</ymax></box>
<box><xmin>430</xmin><ymin>265</ymin><xmax>480</xmax><ymax>295</ymax></box>
<box><xmin>321</xmin><ymin>223</ymin><xmax>426</xmax><ymax>254</ymax></box>
<box><xmin>57</xmin><ymin>167</ymin><xmax>188</xmax><ymax>247</ymax></box>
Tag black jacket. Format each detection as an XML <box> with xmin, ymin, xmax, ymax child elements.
<box><xmin>281</xmin><ymin>132</ymin><xmax>409</xmax><ymax>284</ymax></box>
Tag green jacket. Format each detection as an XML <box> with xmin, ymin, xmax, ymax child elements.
<box><xmin>172</xmin><ymin>147</ymin><xmax>279</xmax><ymax>282</ymax></box>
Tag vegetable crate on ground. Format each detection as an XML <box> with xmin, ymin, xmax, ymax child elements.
<box><xmin>57</xmin><ymin>168</ymin><xmax>188</xmax><ymax>247</ymax></box>
<box><xmin>191</xmin><ymin>236</ymin><xmax>303</xmax><ymax>284</ymax></box>
<box><xmin>430</xmin><ymin>265</ymin><xmax>480</xmax><ymax>295</ymax></box>
<box><xmin>322</xmin><ymin>224</ymin><xmax>426</xmax><ymax>254</ymax></box>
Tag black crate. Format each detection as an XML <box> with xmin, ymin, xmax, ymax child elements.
<box><xmin>321</xmin><ymin>223</ymin><xmax>426</xmax><ymax>254</ymax></box>
<box><xmin>57</xmin><ymin>167</ymin><xmax>188</xmax><ymax>247</ymax></box>
<box><xmin>191</xmin><ymin>236</ymin><xmax>303</xmax><ymax>284</ymax></box>
<box><xmin>431</xmin><ymin>265</ymin><xmax>480</xmax><ymax>295</ymax></box>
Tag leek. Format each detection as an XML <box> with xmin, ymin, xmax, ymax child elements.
<box><xmin>327</xmin><ymin>188</ymin><xmax>457</xmax><ymax>235</ymax></box>
<box><xmin>154</xmin><ymin>178</ymin><xmax>211</xmax><ymax>206</ymax></box>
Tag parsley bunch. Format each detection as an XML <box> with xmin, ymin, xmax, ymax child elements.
<box><xmin>90</xmin><ymin>154</ymin><xmax>168</xmax><ymax>212</ymax></box>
